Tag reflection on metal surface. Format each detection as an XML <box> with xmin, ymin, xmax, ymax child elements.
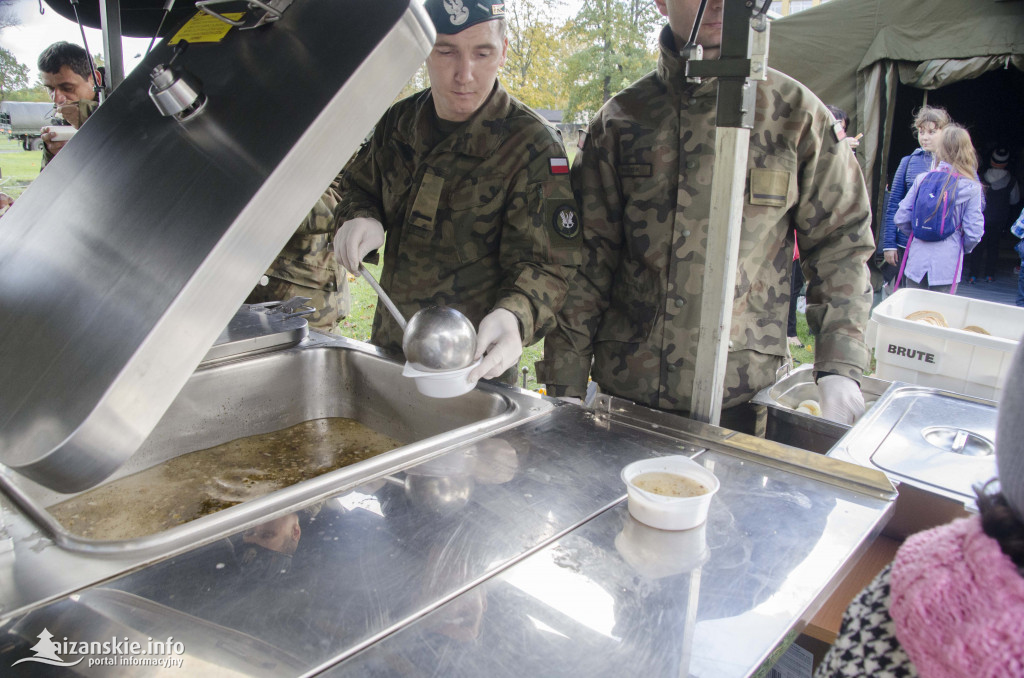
<box><xmin>504</xmin><ymin>548</ymin><xmax>619</xmax><ymax>639</ymax></box>
<box><xmin>327</xmin><ymin>443</ymin><xmax>891</xmax><ymax>677</ymax></box>
<box><xmin>6</xmin><ymin>589</ymin><xmax>304</xmax><ymax>676</ymax></box>
<box><xmin>921</xmin><ymin>426</ymin><xmax>994</xmax><ymax>457</ymax></box>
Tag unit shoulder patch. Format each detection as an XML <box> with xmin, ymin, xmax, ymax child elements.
<box><xmin>552</xmin><ymin>204</ymin><xmax>580</xmax><ymax>239</ymax></box>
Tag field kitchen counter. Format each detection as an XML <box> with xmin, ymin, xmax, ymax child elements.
<box><xmin>0</xmin><ymin>334</ymin><xmax>895</xmax><ymax>677</ymax></box>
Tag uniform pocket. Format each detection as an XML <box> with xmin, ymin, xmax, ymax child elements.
<box><xmin>594</xmin><ymin>271</ymin><xmax>662</xmax><ymax>344</ymax></box>
<box><xmin>448</xmin><ymin>176</ymin><xmax>506</xmax><ymax>262</ymax></box>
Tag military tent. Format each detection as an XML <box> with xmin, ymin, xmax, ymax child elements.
<box><xmin>768</xmin><ymin>0</ymin><xmax>1024</xmax><ymax>238</ymax></box>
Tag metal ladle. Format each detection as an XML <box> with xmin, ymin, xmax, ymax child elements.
<box><xmin>359</xmin><ymin>266</ymin><xmax>477</xmax><ymax>371</ymax></box>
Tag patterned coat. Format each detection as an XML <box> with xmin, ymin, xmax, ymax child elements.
<box><xmin>538</xmin><ymin>26</ymin><xmax>874</xmax><ymax>412</ymax></box>
<box><xmin>335</xmin><ymin>81</ymin><xmax>581</xmax><ymax>356</ymax></box>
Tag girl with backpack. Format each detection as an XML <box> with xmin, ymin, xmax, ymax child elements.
<box><xmin>881</xmin><ymin>106</ymin><xmax>951</xmax><ymax>289</ymax></box>
<box><xmin>893</xmin><ymin>124</ymin><xmax>985</xmax><ymax>294</ymax></box>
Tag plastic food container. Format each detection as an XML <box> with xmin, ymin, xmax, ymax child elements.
<box><xmin>867</xmin><ymin>289</ymin><xmax>1024</xmax><ymax>400</ymax></box>
<box><xmin>402</xmin><ymin>359</ymin><xmax>481</xmax><ymax>398</ymax></box>
<box><xmin>620</xmin><ymin>456</ymin><xmax>720</xmax><ymax>531</ymax></box>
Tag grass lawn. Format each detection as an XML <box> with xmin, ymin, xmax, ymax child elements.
<box><xmin>0</xmin><ymin>137</ymin><xmax>42</xmax><ymax>199</ymax></box>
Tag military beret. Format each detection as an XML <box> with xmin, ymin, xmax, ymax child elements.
<box><xmin>424</xmin><ymin>0</ymin><xmax>506</xmax><ymax>35</ymax></box>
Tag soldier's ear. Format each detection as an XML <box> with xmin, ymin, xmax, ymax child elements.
<box><xmin>499</xmin><ymin>36</ymin><xmax>509</xmax><ymax>67</ymax></box>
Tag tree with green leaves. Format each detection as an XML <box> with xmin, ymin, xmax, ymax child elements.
<box><xmin>564</xmin><ymin>0</ymin><xmax>661</xmax><ymax>122</ymax></box>
<box><xmin>0</xmin><ymin>46</ymin><xmax>29</xmax><ymax>100</ymax></box>
<box><xmin>503</xmin><ymin>0</ymin><xmax>569</xmax><ymax>110</ymax></box>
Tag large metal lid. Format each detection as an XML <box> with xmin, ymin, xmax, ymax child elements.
<box><xmin>0</xmin><ymin>0</ymin><xmax>434</xmax><ymax>492</ymax></box>
<box><xmin>830</xmin><ymin>385</ymin><xmax>997</xmax><ymax>504</ymax></box>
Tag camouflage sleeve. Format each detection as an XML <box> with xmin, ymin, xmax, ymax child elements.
<box><xmin>536</xmin><ymin>125</ymin><xmax>623</xmax><ymax>397</ymax></box>
<box><xmin>492</xmin><ymin>132</ymin><xmax>582</xmax><ymax>347</ymax></box>
<box><xmin>796</xmin><ymin>107</ymin><xmax>874</xmax><ymax>383</ymax></box>
<box><xmin>334</xmin><ymin>118</ymin><xmax>388</xmax><ymax>228</ymax></box>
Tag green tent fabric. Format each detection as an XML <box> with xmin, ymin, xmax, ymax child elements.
<box><xmin>768</xmin><ymin>0</ymin><xmax>1024</xmax><ymax>235</ymax></box>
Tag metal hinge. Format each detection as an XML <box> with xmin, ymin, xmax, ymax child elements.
<box><xmin>196</xmin><ymin>0</ymin><xmax>294</xmax><ymax>30</ymax></box>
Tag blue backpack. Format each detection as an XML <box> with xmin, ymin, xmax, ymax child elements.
<box><xmin>911</xmin><ymin>168</ymin><xmax>961</xmax><ymax>241</ymax></box>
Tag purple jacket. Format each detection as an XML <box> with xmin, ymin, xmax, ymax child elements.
<box><xmin>895</xmin><ymin>162</ymin><xmax>984</xmax><ymax>286</ymax></box>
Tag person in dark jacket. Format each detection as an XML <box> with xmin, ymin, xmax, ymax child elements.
<box><xmin>969</xmin><ymin>147</ymin><xmax>1021</xmax><ymax>283</ymax></box>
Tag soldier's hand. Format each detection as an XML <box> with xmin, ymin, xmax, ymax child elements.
<box><xmin>334</xmin><ymin>217</ymin><xmax>384</xmax><ymax>274</ymax></box>
<box><xmin>41</xmin><ymin>128</ymin><xmax>69</xmax><ymax>158</ymax></box>
<box><xmin>818</xmin><ymin>375</ymin><xmax>865</xmax><ymax>425</ymax></box>
<box><xmin>883</xmin><ymin>249</ymin><xmax>899</xmax><ymax>266</ymax></box>
<box><xmin>468</xmin><ymin>309</ymin><xmax>523</xmax><ymax>382</ymax></box>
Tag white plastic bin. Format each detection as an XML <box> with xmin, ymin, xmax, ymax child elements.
<box><xmin>867</xmin><ymin>289</ymin><xmax>1024</xmax><ymax>400</ymax></box>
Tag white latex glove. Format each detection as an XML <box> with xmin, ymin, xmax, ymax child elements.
<box><xmin>468</xmin><ymin>308</ymin><xmax>523</xmax><ymax>382</ymax></box>
<box><xmin>334</xmin><ymin>217</ymin><xmax>384</xmax><ymax>274</ymax></box>
<box><xmin>818</xmin><ymin>375</ymin><xmax>865</xmax><ymax>425</ymax></box>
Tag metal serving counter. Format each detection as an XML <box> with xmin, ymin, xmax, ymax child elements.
<box><xmin>0</xmin><ymin>334</ymin><xmax>895</xmax><ymax>676</ymax></box>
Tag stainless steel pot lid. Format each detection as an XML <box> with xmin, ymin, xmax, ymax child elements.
<box><xmin>830</xmin><ymin>385</ymin><xmax>997</xmax><ymax>502</ymax></box>
<box><xmin>0</xmin><ymin>0</ymin><xmax>434</xmax><ymax>493</ymax></box>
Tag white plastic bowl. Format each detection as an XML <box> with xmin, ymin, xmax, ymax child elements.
<box><xmin>621</xmin><ymin>456</ymin><xmax>720</xmax><ymax>531</ymax></box>
<box><xmin>402</xmin><ymin>358</ymin><xmax>482</xmax><ymax>398</ymax></box>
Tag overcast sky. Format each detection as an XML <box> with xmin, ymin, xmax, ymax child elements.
<box><xmin>1</xmin><ymin>0</ymin><xmax>588</xmax><ymax>84</ymax></box>
<box><xmin>2</xmin><ymin>0</ymin><xmax>151</xmax><ymax>80</ymax></box>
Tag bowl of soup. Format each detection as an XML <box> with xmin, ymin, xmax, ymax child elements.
<box><xmin>620</xmin><ymin>456</ymin><xmax>719</xmax><ymax>531</ymax></box>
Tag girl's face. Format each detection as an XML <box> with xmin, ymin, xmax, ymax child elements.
<box><xmin>917</xmin><ymin>122</ymin><xmax>940</xmax><ymax>152</ymax></box>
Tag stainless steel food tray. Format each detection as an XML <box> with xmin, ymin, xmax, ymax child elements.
<box><xmin>752</xmin><ymin>363</ymin><xmax>893</xmax><ymax>453</ymax></box>
<box><xmin>0</xmin><ymin>337</ymin><xmax>553</xmax><ymax>557</ymax></box>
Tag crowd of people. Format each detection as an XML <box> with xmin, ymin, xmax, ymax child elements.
<box><xmin>881</xmin><ymin>105</ymin><xmax>1021</xmax><ymax>296</ymax></box>
<box><xmin>5</xmin><ymin>0</ymin><xmax>1023</xmax><ymax>673</ymax></box>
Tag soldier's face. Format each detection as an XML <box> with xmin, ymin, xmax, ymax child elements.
<box><xmin>655</xmin><ymin>0</ymin><xmax>724</xmax><ymax>59</ymax></box>
<box><xmin>426</xmin><ymin>21</ymin><xmax>508</xmax><ymax>122</ymax></box>
<box><xmin>41</xmin><ymin>66</ymin><xmax>97</xmax><ymax>106</ymax></box>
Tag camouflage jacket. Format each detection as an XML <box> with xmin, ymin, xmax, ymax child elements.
<box><xmin>335</xmin><ymin>81</ymin><xmax>581</xmax><ymax>356</ymax></box>
<box><xmin>247</xmin><ymin>181</ymin><xmax>351</xmax><ymax>333</ymax></box>
<box><xmin>538</xmin><ymin>26</ymin><xmax>873</xmax><ymax>411</ymax></box>
<box><xmin>266</xmin><ymin>183</ymin><xmax>345</xmax><ymax>291</ymax></box>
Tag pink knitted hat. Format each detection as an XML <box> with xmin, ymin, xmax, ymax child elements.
<box><xmin>890</xmin><ymin>517</ymin><xmax>1024</xmax><ymax>678</ymax></box>
<box><xmin>890</xmin><ymin>338</ymin><xmax>1024</xmax><ymax>676</ymax></box>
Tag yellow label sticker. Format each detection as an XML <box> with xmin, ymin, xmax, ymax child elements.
<box><xmin>170</xmin><ymin>12</ymin><xmax>245</xmax><ymax>44</ymax></box>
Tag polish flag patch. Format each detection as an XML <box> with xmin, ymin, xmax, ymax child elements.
<box><xmin>549</xmin><ymin>157</ymin><xmax>569</xmax><ymax>175</ymax></box>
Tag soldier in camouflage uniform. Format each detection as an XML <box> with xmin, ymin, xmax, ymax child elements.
<box><xmin>538</xmin><ymin>0</ymin><xmax>874</xmax><ymax>431</ymax></box>
<box><xmin>246</xmin><ymin>181</ymin><xmax>351</xmax><ymax>334</ymax></box>
<box><xmin>334</xmin><ymin>0</ymin><xmax>580</xmax><ymax>383</ymax></box>
<box><xmin>37</xmin><ymin>42</ymin><xmax>101</xmax><ymax>169</ymax></box>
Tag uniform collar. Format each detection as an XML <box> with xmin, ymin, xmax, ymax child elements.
<box><xmin>400</xmin><ymin>80</ymin><xmax>512</xmax><ymax>159</ymax></box>
<box><xmin>655</xmin><ymin>25</ymin><xmax>716</xmax><ymax>99</ymax></box>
